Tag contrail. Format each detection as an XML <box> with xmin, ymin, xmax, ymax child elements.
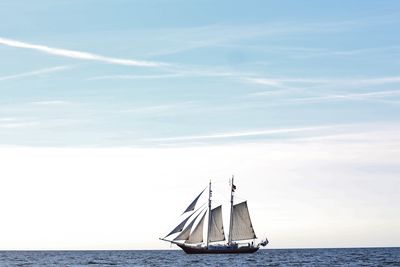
<box><xmin>0</xmin><ymin>37</ymin><xmax>164</xmax><ymax>67</ymax></box>
<box><xmin>0</xmin><ymin>66</ymin><xmax>70</xmax><ymax>81</ymax></box>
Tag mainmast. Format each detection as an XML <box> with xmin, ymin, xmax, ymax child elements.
<box><xmin>206</xmin><ymin>180</ymin><xmax>212</xmax><ymax>247</ymax></box>
<box><xmin>228</xmin><ymin>175</ymin><xmax>235</xmax><ymax>244</ymax></box>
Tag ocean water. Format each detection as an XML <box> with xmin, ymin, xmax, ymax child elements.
<box><xmin>0</xmin><ymin>248</ymin><xmax>399</xmax><ymax>266</ymax></box>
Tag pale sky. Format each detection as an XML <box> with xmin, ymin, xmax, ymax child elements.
<box><xmin>0</xmin><ymin>0</ymin><xmax>399</xmax><ymax>249</ymax></box>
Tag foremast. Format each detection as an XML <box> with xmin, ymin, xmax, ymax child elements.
<box><xmin>206</xmin><ymin>180</ymin><xmax>212</xmax><ymax>247</ymax></box>
<box><xmin>228</xmin><ymin>175</ymin><xmax>235</xmax><ymax>244</ymax></box>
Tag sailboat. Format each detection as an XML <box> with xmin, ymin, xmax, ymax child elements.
<box><xmin>160</xmin><ymin>177</ymin><xmax>268</xmax><ymax>254</ymax></box>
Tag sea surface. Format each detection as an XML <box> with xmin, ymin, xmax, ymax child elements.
<box><xmin>0</xmin><ymin>248</ymin><xmax>399</xmax><ymax>266</ymax></box>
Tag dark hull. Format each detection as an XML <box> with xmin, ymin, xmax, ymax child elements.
<box><xmin>177</xmin><ymin>244</ymin><xmax>259</xmax><ymax>254</ymax></box>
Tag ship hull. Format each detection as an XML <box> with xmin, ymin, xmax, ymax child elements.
<box><xmin>177</xmin><ymin>244</ymin><xmax>259</xmax><ymax>254</ymax></box>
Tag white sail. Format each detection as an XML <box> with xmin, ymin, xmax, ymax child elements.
<box><xmin>231</xmin><ymin>201</ymin><xmax>257</xmax><ymax>241</ymax></box>
<box><xmin>164</xmin><ymin>212</ymin><xmax>194</xmax><ymax>238</ymax></box>
<box><xmin>174</xmin><ymin>208</ymin><xmax>205</xmax><ymax>241</ymax></box>
<box><xmin>173</xmin><ymin>222</ymin><xmax>193</xmax><ymax>241</ymax></box>
<box><xmin>165</xmin><ymin>204</ymin><xmax>206</xmax><ymax>238</ymax></box>
<box><xmin>209</xmin><ymin>205</ymin><xmax>225</xmax><ymax>242</ymax></box>
<box><xmin>186</xmin><ymin>211</ymin><xmax>206</xmax><ymax>244</ymax></box>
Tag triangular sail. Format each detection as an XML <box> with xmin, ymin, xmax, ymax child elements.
<box><xmin>186</xmin><ymin>211</ymin><xmax>206</xmax><ymax>244</ymax></box>
<box><xmin>173</xmin><ymin>220</ymin><xmax>194</xmax><ymax>241</ymax></box>
<box><xmin>174</xmin><ymin>208</ymin><xmax>205</xmax><ymax>241</ymax></box>
<box><xmin>182</xmin><ymin>188</ymin><xmax>206</xmax><ymax>214</ymax></box>
<box><xmin>209</xmin><ymin>205</ymin><xmax>225</xmax><ymax>242</ymax></box>
<box><xmin>231</xmin><ymin>201</ymin><xmax>257</xmax><ymax>241</ymax></box>
<box><xmin>164</xmin><ymin>212</ymin><xmax>194</xmax><ymax>238</ymax></box>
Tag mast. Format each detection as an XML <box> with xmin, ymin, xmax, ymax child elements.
<box><xmin>206</xmin><ymin>180</ymin><xmax>212</xmax><ymax>247</ymax></box>
<box><xmin>228</xmin><ymin>175</ymin><xmax>235</xmax><ymax>244</ymax></box>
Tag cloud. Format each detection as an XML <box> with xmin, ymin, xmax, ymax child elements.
<box><xmin>0</xmin><ymin>117</ymin><xmax>17</xmax><ymax>122</ymax></box>
<box><xmin>86</xmin><ymin>64</ymin><xmax>254</xmax><ymax>81</ymax></box>
<box><xmin>117</xmin><ymin>102</ymin><xmax>195</xmax><ymax>115</ymax></box>
<box><xmin>354</xmin><ymin>77</ymin><xmax>400</xmax><ymax>86</ymax></box>
<box><xmin>31</xmin><ymin>100</ymin><xmax>74</xmax><ymax>106</ymax></box>
<box><xmin>148</xmin><ymin>125</ymin><xmax>339</xmax><ymax>142</ymax></box>
<box><xmin>243</xmin><ymin>77</ymin><xmax>285</xmax><ymax>87</ymax></box>
<box><xmin>87</xmin><ymin>73</ymin><xmax>184</xmax><ymax>81</ymax></box>
<box><xmin>293</xmin><ymin>45</ymin><xmax>400</xmax><ymax>58</ymax></box>
<box><xmin>0</xmin><ymin>121</ymin><xmax>39</xmax><ymax>129</ymax></box>
<box><xmin>0</xmin><ymin>66</ymin><xmax>70</xmax><ymax>81</ymax></box>
<box><xmin>247</xmin><ymin>76</ymin><xmax>400</xmax><ymax>87</ymax></box>
<box><xmin>142</xmin><ymin>122</ymin><xmax>400</xmax><ymax>147</ymax></box>
<box><xmin>289</xmin><ymin>90</ymin><xmax>400</xmax><ymax>103</ymax></box>
<box><xmin>247</xmin><ymin>76</ymin><xmax>400</xmax><ymax>101</ymax></box>
<box><xmin>143</xmin><ymin>19</ymin><xmax>376</xmax><ymax>57</ymax></box>
<box><xmin>0</xmin><ymin>37</ymin><xmax>164</xmax><ymax>67</ymax></box>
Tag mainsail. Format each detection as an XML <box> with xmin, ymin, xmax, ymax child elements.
<box><xmin>186</xmin><ymin>211</ymin><xmax>206</xmax><ymax>244</ymax></box>
<box><xmin>231</xmin><ymin>201</ymin><xmax>257</xmax><ymax>241</ymax></box>
<box><xmin>209</xmin><ymin>205</ymin><xmax>225</xmax><ymax>242</ymax></box>
<box><xmin>182</xmin><ymin>188</ymin><xmax>205</xmax><ymax>214</ymax></box>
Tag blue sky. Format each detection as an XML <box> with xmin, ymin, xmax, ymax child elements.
<box><xmin>1</xmin><ymin>0</ymin><xmax>400</xmax><ymax>146</ymax></box>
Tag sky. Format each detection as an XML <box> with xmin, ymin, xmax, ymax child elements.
<box><xmin>0</xmin><ymin>0</ymin><xmax>399</xmax><ymax>249</ymax></box>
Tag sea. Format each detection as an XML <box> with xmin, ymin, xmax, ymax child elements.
<box><xmin>0</xmin><ymin>248</ymin><xmax>399</xmax><ymax>266</ymax></box>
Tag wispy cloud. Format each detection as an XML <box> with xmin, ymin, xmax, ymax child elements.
<box><xmin>0</xmin><ymin>117</ymin><xmax>17</xmax><ymax>122</ymax></box>
<box><xmin>353</xmin><ymin>77</ymin><xmax>400</xmax><ymax>86</ymax></box>
<box><xmin>0</xmin><ymin>66</ymin><xmax>70</xmax><ymax>81</ymax></box>
<box><xmin>87</xmin><ymin>73</ymin><xmax>184</xmax><ymax>81</ymax></box>
<box><xmin>118</xmin><ymin>103</ymin><xmax>195</xmax><ymax>115</ymax></box>
<box><xmin>293</xmin><ymin>45</ymin><xmax>400</xmax><ymax>58</ymax></box>
<box><xmin>243</xmin><ymin>77</ymin><xmax>285</xmax><ymax>87</ymax></box>
<box><xmin>143</xmin><ymin>19</ymin><xmax>377</xmax><ymax>57</ymax></box>
<box><xmin>247</xmin><ymin>89</ymin><xmax>400</xmax><ymax>105</ymax></box>
<box><xmin>0</xmin><ymin>121</ymin><xmax>39</xmax><ymax>129</ymax></box>
<box><xmin>247</xmin><ymin>76</ymin><xmax>400</xmax><ymax>87</ymax></box>
<box><xmin>148</xmin><ymin>125</ymin><xmax>338</xmax><ymax>142</ymax></box>
<box><xmin>0</xmin><ymin>37</ymin><xmax>164</xmax><ymax>67</ymax></box>
<box><xmin>143</xmin><ymin>123</ymin><xmax>400</xmax><ymax>148</ymax></box>
<box><xmin>247</xmin><ymin>76</ymin><xmax>400</xmax><ymax>100</ymax></box>
<box><xmin>31</xmin><ymin>100</ymin><xmax>74</xmax><ymax>106</ymax></box>
<box><xmin>290</xmin><ymin>90</ymin><xmax>400</xmax><ymax>102</ymax></box>
<box><xmin>86</xmin><ymin>64</ymin><xmax>253</xmax><ymax>81</ymax></box>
